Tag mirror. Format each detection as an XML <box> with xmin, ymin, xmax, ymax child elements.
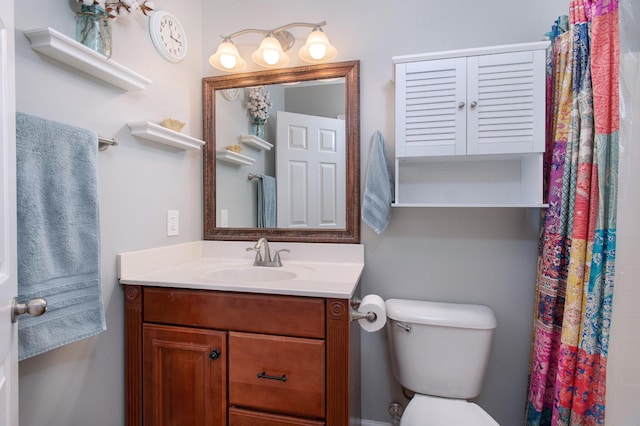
<box><xmin>203</xmin><ymin>61</ymin><xmax>360</xmax><ymax>243</ymax></box>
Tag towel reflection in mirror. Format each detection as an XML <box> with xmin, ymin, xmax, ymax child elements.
<box><xmin>249</xmin><ymin>174</ymin><xmax>277</xmax><ymax>228</ymax></box>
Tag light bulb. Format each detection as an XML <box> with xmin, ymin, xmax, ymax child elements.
<box><xmin>252</xmin><ymin>36</ymin><xmax>288</xmax><ymax>68</ymax></box>
<box><xmin>209</xmin><ymin>39</ymin><xmax>246</xmax><ymax>72</ymax></box>
<box><xmin>262</xmin><ymin>49</ymin><xmax>280</xmax><ymax>65</ymax></box>
<box><xmin>308</xmin><ymin>43</ymin><xmax>327</xmax><ymax>60</ymax></box>
<box><xmin>219</xmin><ymin>53</ymin><xmax>237</xmax><ymax>69</ymax></box>
<box><xmin>299</xmin><ymin>28</ymin><xmax>337</xmax><ymax>64</ymax></box>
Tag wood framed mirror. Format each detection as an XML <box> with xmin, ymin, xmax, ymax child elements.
<box><xmin>203</xmin><ymin>60</ymin><xmax>360</xmax><ymax>243</ymax></box>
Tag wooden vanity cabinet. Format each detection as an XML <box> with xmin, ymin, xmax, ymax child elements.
<box><xmin>124</xmin><ymin>285</ymin><xmax>360</xmax><ymax>426</ymax></box>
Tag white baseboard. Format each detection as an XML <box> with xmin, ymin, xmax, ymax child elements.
<box><xmin>360</xmin><ymin>420</ymin><xmax>392</xmax><ymax>426</ymax></box>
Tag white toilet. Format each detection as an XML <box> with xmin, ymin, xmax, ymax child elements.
<box><xmin>385</xmin><ymin>298</ymin><xmax>500</xmax><ymax>425</ymax></box>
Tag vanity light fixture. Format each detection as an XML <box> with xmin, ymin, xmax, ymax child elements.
<box><xmin>209</xmin><ymin>21</ymin><xmax>337</xmax><ymax>72</ymax></box>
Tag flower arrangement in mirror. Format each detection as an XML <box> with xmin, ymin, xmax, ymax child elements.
<box><xmin>75</xmin><ymin>0</ymin><xmax>154</xmax><ymax>58</ymax></box>
<box><xmin>246</xmin><ymin>86</ymin><xmax>273</xmax><ymax>140</ymax></box>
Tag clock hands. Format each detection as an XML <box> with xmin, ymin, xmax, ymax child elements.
<box><xmin>168</xmin><ymin>26</ymin><xmax>182</xmax><ymax>47</ymax></box>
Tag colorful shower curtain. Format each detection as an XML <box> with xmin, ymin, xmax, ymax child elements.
<box><xmin>526</xmin><ymin>1</ymin><xmax>619</xmax><ymax>425</ymax></box>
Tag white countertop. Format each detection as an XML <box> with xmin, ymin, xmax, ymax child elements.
<box><xmin>118</xmin><ymin>240</ymin><xmax>364</xmax><ymax>299</ymax></box>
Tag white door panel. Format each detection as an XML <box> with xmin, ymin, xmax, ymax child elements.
<box><xmin>0</xmin><ymin>4</ymin><xmax>18</xmax><ymax>425</ymax></box>
<box><xmin>276</xmin><ymin>111</ymin><xmax>345</xmax><ymax>229</ymax></box>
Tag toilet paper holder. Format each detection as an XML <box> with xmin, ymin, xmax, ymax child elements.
<box><xmin>350</xmin><ymin>298</ymin><xmax>378</xmax><ymax>323</ymax></box>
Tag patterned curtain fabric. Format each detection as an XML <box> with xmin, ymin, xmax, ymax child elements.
<box><xmin>526</xmin><ymin>1</ymin><xmax>619</xmax><ymax>425</ymax></box>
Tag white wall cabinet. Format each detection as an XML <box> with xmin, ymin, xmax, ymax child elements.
<box><xmin>392</xmin><ymin>41</ymin><xmax>549</xmax><ymax>207</ymax></box>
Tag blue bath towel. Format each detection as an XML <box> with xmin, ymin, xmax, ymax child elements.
<box><xmin>257</xmin><ymin>175</ymin><xmax>277</xmax><ymax>228</ymax></box>
<box><xmin>362</xmin><ymin>131</ymin><xmax>394</xmax><ymax>234</ymax></box>
<box><xmin>16</xmin><ymin>112</ymin><xmax>106</xmax><ymax>361</ymax></box>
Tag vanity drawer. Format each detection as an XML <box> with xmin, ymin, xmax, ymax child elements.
<box><xmin>143</xmin><ymin>287</ymin><xmax>325</xmax><ymax>338</ymax></box>
<box><xmin>229</xmin><ymin>407</ymin><xmax>325</xmax><ymax>426</ymax></box>
<box><xmin>229</xmin><ymin>332</ymin><xmax>325</xmax><ymax>419</ymax></box>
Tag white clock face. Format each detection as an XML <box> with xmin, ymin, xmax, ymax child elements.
<box><xmin>150</xmin><ymin>11</ymin><xmax>187</xmax><ymax>63</ymax></box>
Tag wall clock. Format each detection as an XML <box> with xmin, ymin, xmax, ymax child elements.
<box><xmin>149</xmin><ymin>10</ymin><xmax>188</xmax><ymax>63</ymax></box>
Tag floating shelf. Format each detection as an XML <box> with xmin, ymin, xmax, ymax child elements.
<box><xmin>216</xmin><ymin>150</ymin><xmax>255</xmax><ymax>166</ymax></box>
<box><xmin>128</xmin><ymin>121</ymin><xmax>205</xmax><ymax>151</ymax></box>
<box><xmin>240</xmin><ymin>134</ymin><xmax>273</xmax><ymax>150</ymax></box>
<box><xmin>24</xmin><ymin>27</ymin><xmax>152</xmax><ymax>91</ymax></box>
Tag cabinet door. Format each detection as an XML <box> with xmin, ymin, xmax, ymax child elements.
<box><xmin>395</xmin><ymin>57</ymin><xmax>467</xmax><ymax>157</ymax></box>
<box><xmin>466</xmin><ymin>49</ymin><xmax>546</xmax><ymax>155</ymax></box>
<box><xmin>143</xmin><ymin>324</ymin><xmax>227</xmax><ymax>426</ymax></box>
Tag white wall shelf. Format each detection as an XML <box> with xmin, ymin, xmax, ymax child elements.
<box><xmin>216</xmin><ymin>150</ymin><xmax>255</xmax><ymax>166</ymax></box>
<box><xmin>393</xmin><ymin>153</ymin><xmax>546</xmax><ymax>208</ymax></box>
<box><xmin>23</xmin><ymin>27</ymin><xmax>152</xmax><ymax>91</ymax></box>
<box><xmin>128</xmin><ymin>121</ymin><xmax>205</xmax><ymax>151</ymax></box>
<box><xmin>240</xmin><ymin>134</ymin><xmax>273</xmax><ymax>150</ymax></box>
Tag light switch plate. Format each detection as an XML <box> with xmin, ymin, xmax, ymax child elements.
<box><xmin>167</xmin><ymin>210</ymin><xmax>179</xmax><ymax>236</ymax></box>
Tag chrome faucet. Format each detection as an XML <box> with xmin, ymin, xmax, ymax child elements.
<box><xmin>246</xmin><ymin>237</ymin><xmax>290</xmax><ymax>267</ymax></box>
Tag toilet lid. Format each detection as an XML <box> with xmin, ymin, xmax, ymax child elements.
<box><xmin>401</xmin><ymin>395</ymin><xmax>500</xmax><ymax>426</ymax></box>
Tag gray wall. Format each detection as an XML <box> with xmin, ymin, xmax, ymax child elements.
<box><xmin>14</xmin><ymin>1</ymin><xmax>204</xmax><ymax>425</ymax></box>
<box><xmin>285</xmin><ymin>83</ymin><xmax>345</xmax><ymax>118</ymax></box>
<box><xmin>202</xmin><ymin>2</ymin><xmax>566</xmax><ymax>424</ymax></box>
<box><xmin>14</xmin><ymin>0</ymin><xmax>568</xmax><ymax>425</ymax></box>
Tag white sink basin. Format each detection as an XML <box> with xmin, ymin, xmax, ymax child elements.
<box><xmin>204</xmin><ymin>267</ymin><xmax>297</xmax><ymax>283</ymax></box>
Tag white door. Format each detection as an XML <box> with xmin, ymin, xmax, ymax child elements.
<box><xmin>276</xmin><ymin>111</ymin><xmax>345</xmax><ymax>229</ymax></box>
<box><xmin>0</xmin><ymin>3</ymin><xmax>18</xmax><ymax>426</ymax></box>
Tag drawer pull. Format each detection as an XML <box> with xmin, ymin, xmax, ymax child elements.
<box><xmin>257</xmin><ymin>371</ymin><xmax>287</xmax><ymax>382</ymax></box>
<box><xmin>209</xmin><ymin>348</ymin><xmax>222</xmax><ymax>361</ymax></box>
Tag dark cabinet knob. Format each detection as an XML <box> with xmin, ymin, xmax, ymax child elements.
<box><xmin>209</xmin><ymin>348</ymin><xmax>221</xmax><ymax>361</ymax></box>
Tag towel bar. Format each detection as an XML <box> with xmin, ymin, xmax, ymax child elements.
<box><xmin>98</xmin><ymin>136</ymin><xmax>118</xmax><ymax>151</ymax></box>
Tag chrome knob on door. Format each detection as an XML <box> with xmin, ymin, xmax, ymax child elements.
<box><xmin>470</xmin><ymin>101</ymin><xmax>478</xmax><ymax>108</ymax></box>
<box><xmin>458</xmin><ymin>102</ymin><xmax>465</xmax><ymax>109</ymax></box>
<box><xmin>11</xmin><ymin>297</ymin><xmax>47</xmax><ymax>323</ymax></box>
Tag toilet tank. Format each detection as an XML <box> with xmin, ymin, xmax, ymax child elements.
<box><xmin>385</xmin><ymin>298</ymin><xmax>496</xmax><ymax>399</ymax></box>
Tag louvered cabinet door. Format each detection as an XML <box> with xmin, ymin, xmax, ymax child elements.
<box><xmin>395</xmin><ymin>57</ymin><xmax>467</xmax><ymax>157</ymax></box>
<box><xmin>466</xmin><ymin>49</ymin><xmax>546</xmax><ymax>155</ymax></box>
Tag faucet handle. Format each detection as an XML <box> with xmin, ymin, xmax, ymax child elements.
<box><xmin>273</xmin><ymin>249</ymin><xmax>290</xmax><ymax>266</ymax></box>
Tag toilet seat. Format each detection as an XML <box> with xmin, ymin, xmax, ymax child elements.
<box><xmin>401</xmin><ymin>394</ymin><xmax>499</xmax><ymax>426</ymax></box>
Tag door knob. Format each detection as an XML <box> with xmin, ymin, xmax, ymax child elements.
<box><xmin>11</xmin><ymin>297</ymin><xmax>47</xmax><ymax>323</ymax></box>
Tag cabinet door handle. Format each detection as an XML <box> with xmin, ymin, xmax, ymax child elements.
<box><xmin>209</xmin><ymin>349</ymin><xmax>222</xmax><ymax>361</ymax></box>
<box><xmin>470</xmin><ymin>100</ymin><xmax>478</xmax><ymax>108</ymax></box>
<box><xmin>458</xmin><ymin>101</ymin><xmax>465</xmax><ymax>109</ymax></box>
<box><xmin>257</xmin><ymin>371</ymin><xmax>287</xmax><ymax>382</ymax></box>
